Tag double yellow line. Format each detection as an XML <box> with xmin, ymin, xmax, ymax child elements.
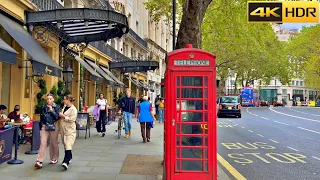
<box><xmin>218</xmin><ymin>153</ymin><xmax>247</xmax><ymax>180</ymax></box>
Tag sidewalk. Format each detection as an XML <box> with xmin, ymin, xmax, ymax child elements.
<box><xmin>0</xmin><ymin>118</ymin><xmax>230</xmax><ymax>180</ymax></box>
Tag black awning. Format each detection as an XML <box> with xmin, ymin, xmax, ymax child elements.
<box><xmin>0</xmin><ymin>38</ymin><xmax>17</xmax><ymax>64</ymax></box>
<box><xmin>99</xmin><ymin>66</ymin><xmax>126</xmax><ymax>88</ymax></box>
<box><xmin>109</xmin><ymin>60</ymin><xmax>159</xmax><ymax>73</ymax></box>
<box><xmin>0</xmin><ymin>13</ymin><xmax>62</xmax><ymax>77</ymax></box>
<box><xmin>84</xmin><ymin>59</ymin><xmax>115</xmax><ymax>83</ymax></box>
<box><xmin>26</xmin><ymin>8</ymin><xmax>129</xmax><ymax>45</ymax></box>
<box><xmin>126</xmin><ymin>76</ymin><xmax>142</xmax><ymax>89</ymax></box>
<box><xmin>65</xmin><ymin>50</ymin><xmax>101</xmax><ymax>81</ymax></box>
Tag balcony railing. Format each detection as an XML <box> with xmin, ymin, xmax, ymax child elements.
<box><xmin>90</xmin><ymin>41</ymin><xmax>131</xmax><ymax>62</ymax></box>
<box><xmin>128</xmin><ymin>28</ymin><xmax>147</xmax><ymax>48</ymax></box>
<box><xmin>30</xmin><ymin>0</ymin><xmax>63</xmax><ymax>10</ymax></box>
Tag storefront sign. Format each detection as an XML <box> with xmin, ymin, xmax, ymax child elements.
<box><xmin>174</xmin><ymin>60</ymin><xmax>210</xmax><ymax>66</ymax></box>
<box><xmin>45</xmin><ymin>66</ymin><xmax>52</xmax><ymax>74</ymax></box>
<box><xmin>110</xmin><ymin>0</ymin><xmax>126</xmax><ymax>14</ymax></box>
<box><xmin>76</xmin><ymin>113</ymin><xmax>89</xmax><ymax>130</ymax></box>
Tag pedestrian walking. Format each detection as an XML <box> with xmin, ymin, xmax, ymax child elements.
<box><xmin>137</xmin><ymin>96</ymin><xmax>156</xmax><ymax>143</ymax></box>
<box><xmin>35</xmin><ymin>93</ymin><xmax>60</xmax><ymax>169</ymax></box>
<box><xmin>59</xmin><ymin>95</ymin><xmax>78</xmax><ymax>170</ymax></box>
<box><xmin>119</xmin><ymin>88</ymin><xmax>136</xmax><ymax>138</ymax></box>
<box><xmin>96</xmin><ymin>93</ymin><xmax>108</xmax><ymax>137</ymax></box>
<box><xmin>154</xmin><ymin>95</ymin><xmax>160</xmax><ymax>115</ymax></box>
<box><xmin>159</xmin><ymin>99</ymin><xmax>164</xmax><ymax>123</ymax></box>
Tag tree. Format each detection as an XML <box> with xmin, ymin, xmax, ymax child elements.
<box><xmin>144</xmin><ymin>0</ymin><xmax>212</xmax><ymax>49</ymax></box>
<box><xmin>286</xmin><ymin>25</ymin><xmax>320</xmax><ymax>93</ymax></box>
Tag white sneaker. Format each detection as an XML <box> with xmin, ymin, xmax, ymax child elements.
<box><xmin>62</xmin><ymin>163</ymin><xmax>68</xmax><ymax>170</ymax></box>
<box><xmin>98</xmin><ymin>132</ymin><xmax>101</xmax><ymax>136</ymax></box>
<box><xmin>34</xmin><ymin>161</ymin><xmax>42</xmax><ymax>169</ymax></box>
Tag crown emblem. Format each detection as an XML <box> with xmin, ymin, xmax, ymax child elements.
<box><xmin>189</xmin><ymin>53</ymin><xmax>194</xmax><ymax>59</ymax></box>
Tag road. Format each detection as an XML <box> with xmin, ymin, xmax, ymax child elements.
<box><xmin>218</xmin><ymin>106</ymin><xmax>320</xmax><ymax>180</ymax></box>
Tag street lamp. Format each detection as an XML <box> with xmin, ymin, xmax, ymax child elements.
<box><xmin>63</xmin><ymin>66</ymin><xmax>73</xmax><ymax>91</ymax></box>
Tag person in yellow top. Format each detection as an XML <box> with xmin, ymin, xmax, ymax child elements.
<box><xmin>158</xmin><ymin>99</ymin><xmax>164</xmax><ymax>123</ymax></box>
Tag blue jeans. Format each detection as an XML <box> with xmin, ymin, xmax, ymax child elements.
<box><xmin>159</xmin><ymin>109</ymin><xmax>164</xmax><ymax>123</ymax></box>
<box><xmin>123</xmin><ymin>111</ymin><xmax>132</xmax><ymax>134</ymax></box>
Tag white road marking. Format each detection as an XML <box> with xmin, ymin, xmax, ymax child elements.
<box><xmin>241</xmin><ymin>126</ymin><xmax>245</xmax><ymax>128</ymax></box>
<box><xmin>287</xmin><ymin>146</ymin><xmax>299</xmax><ymax>152</ymax></box>
<box><xmin>312</xmin><ymin>156</ymin><xmax>320</xmax><ymax>161</ymax></box>
<box><xmin>269</xmin><ymin>139</ymin><xmax>279</xmax><ymax>143</ymax></box>
<box><xmin>269</xmin><ymin>108</ymin><xmax>320</xmax><ymax>123</ymax></box>
<box><xmin>257</xmin><ymin>134</ymin><xmax>264</xmax><ymax>137</ymax></box>
<box><xmin>289</xmin><ymin>107</ymin><xmax>320</xmax><ymax>117</ymax></box>
<box><xmin>297</xmin><ymin>127</ymin><xmax>320</xmax><ymax>134</ymax></box>
<box><xmin>260</xmin><ymin>117</ymin><xmax>269</xmax><ymax>120</ymax></box>
<box><xmin>248</xmin><ymin>130</ymin><xmax>253</xmax><ymax>132</ymax></box>
<box><xmin>274</xmin><ymin>121</ymin><xmax>290</xmax><ymax>125</ymax></box>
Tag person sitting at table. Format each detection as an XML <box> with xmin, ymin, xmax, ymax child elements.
<box><xmin>8</xmin><ymin>105</ymin><xmax>25</xmax><ymax>143</ymax></box>
<box><xmin>8</xmin><ymin>105</ymin><xmax>21</xmax><ymax>122</ymax></box>
<box><xmin>0</xmin><ymin>105</ymin><xmax>9</xmax><ymax>129</ymax></box>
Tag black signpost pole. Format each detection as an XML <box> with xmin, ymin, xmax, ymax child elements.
<box><xmin>7</xmin><ymin>127</ymin><xmax>24</xmax><ymax>164</ymax></box>
<box><xmin>172</xmin><ymin>0</ymin><xmax>176</xmax><ymax>50</ymax></box>
<box><xmin>25</xmin><ymin>122</ymin><xmax>38</xmax><ymax>155</ymax></box>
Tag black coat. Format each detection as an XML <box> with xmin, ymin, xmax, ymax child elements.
<box><xmin>39</xmin><ymin>104</ymin><xmax>60</xmax><ymax>129</ymax></box>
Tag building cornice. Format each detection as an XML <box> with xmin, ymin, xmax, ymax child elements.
<box><xmin>146</xmin><ymin>38</ymin><xmax>167</xmax><ymax>54</ymax></box>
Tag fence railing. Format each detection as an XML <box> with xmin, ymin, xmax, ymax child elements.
<box><xmin>90</xmin><ymin>41</ymin><xmax>131</xmax><ymax>62</ymax></box>
<box><xmin>30</xmin><ymin>0</ymin><xmax>64</xmax><ymax>10</ymax></box>
<box><xmin>128</xmin><ymin>28</ymin><xmax>147</xmax><ymax>48</ymax></box>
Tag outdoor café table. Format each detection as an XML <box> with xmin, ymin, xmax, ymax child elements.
<box><xmin>6</xmin><ymin>122</ymin><xmax>28</xmax><ymax>144</ymax></box>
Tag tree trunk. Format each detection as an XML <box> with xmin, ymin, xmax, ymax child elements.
<box><xmin>175</xmin><ymin>0</ymin><xmax>213</xmax><ymax>49</ymax></box>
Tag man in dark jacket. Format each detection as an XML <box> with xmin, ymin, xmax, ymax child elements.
<box><xmin>35</xmin><ymin>93</ymin><xmax>61</xmax><ymax>169</ymax></box>
<box><xmin>154</xmin><ymin>95</ymin><xmax>160</xmax><ymax>115</ymax></box>
<box><xmin>120</xmin><ymin>89</ymin><xmax>136</xmax><ymax>138</ymax></box>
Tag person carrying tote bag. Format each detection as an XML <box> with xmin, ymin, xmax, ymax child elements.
<box><xmin>59</xmin><ymin>94</ymin><xmax>78</xmax><ymax>170</ymax></box>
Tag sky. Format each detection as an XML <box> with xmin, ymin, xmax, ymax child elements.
<box><xmin>280</xmin><ymin>23</ymin><xmax>317</xmax><ymax>30</ymax></box>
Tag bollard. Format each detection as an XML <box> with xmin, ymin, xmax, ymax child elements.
<box><xmin>7</xmin><ymin>126</ymin><xmax>24</xmax><ymax>164</ymax></box>
<box><xmin>25</xmin><ymin>121</ymin><xmax>39</xmax><ymax>155</ymax></box>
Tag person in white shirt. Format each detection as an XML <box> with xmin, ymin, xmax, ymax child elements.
<box><xmin>96</xmin><ymin>93</ymin><xmax>108</xmax><ymax>137</ymax></box>
<box><xmin>0</xmin><ymin>105</ymin><xmax>9</xmax><ymax>129</ymax></box>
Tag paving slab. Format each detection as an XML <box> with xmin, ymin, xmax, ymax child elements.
<box><xmin>0</xmin><ymin>117</ymin><xmax>231</xmax><ymax>180</ymax></box>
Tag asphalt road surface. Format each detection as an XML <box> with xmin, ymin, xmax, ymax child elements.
<box><xmin>218</xmin><ymin>106</ymin><xmax>320</xmax><ymax>180</ymax></box>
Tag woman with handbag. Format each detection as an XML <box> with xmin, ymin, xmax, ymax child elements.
<box><xmin>95</xmin><ymin>93</ymin><xmax>108</xmax><ymax>137</ymax></box>
<box><xmin>59</xmin><ymin>95</ymin><xmax>78</xmax><ymax>170</ymax></box>
<box><xmin>35</xmin><ymin>93</ymin><xmax>60</xmax><ymax>169</ymax></box>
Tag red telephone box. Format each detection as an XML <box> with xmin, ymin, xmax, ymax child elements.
<box><xmin>164</xmin><ymin>44</ymin><xmax>217</xmax><ymax>180</ymax></box>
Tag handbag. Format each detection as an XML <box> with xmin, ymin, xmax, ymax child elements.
<box><xmin>45</xmin><ymin>123</ymin><xmax>56</xmax><ymax>131</ymax></box>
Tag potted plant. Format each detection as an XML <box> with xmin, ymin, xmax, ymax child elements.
<box><xmin>50</xmin><ymin>80</ymin><xmax>70</xmax><ymax>108</ymax></box>
<box><xmin>34</xmin><ymin>79</ymin><xmax>47</xmax><ymax>121</ymax></box>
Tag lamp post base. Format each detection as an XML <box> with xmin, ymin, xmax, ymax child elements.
<box><xmin>7</xmin><ymin>159</ymin><xmax>24</xmax><ymax>164</ymax></box>
<box><xmin>25</xmin><ymin>150</ymin><xmax>38</xmax><ymax>155</ymax></box>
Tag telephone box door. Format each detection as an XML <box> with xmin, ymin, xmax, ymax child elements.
<box><xmin>170</xmin><ymin>72</ymin><xmax>216</xmax><ymax>180</ymax></box>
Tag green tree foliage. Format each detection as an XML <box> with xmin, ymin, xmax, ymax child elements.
<box><xmin>202</xmin><ymin>0</ymin><xmax>291</xmax><ymax>87</ymax></box>
<box><xmin>286</xmin><ymin>25</ymin><xmax>320</xmax><ymax>91</ymax></box>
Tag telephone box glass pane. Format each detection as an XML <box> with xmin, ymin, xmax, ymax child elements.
<box><xmin>182</xmin><ymin>88</ymin><xmax>203</xmax><ymax>98</ymax></box>
<box><xmin>182</xmin><ymin>77</ymin><xmax>203</xmax><ymax>86</ymax></box>
<box><xmin>176</xmin><ymin>101</ymin><xmax>180</xmax><ymax>110</ymax></box>
<box><xmin>176</xmin><ymin>124</ymin><xmax>180</xmax><ymax>133</ymax></box>
<box><xmin>204</xmin><ymin>112</ymin><xmax>208</xmax><ymax>122</ymax></box>
<box><xmin>204</xmin><ymin>76</ymin><xmax>208</xmax><ymax>86</ymax></box>
<box><xmin>176</xmin><ymin>136</ymin><xmax>181</xmax><ymax>146</ymax></box>
<box><xmin>176</xmin><ymin>148</ymin><xmax>180</xmax><ymax>157</ymax></box>
<box><xmin>204</xmin><ymin>100</ymin><xmax>208</xmax><ymax>110</ymax></box>
<box><xmin>204</xmin><ymin>148</ymin><xmax>208</xmax><ymax>158</ymax></box>
<box><xmin>204</xmin><ymin>161</ymin><xmax>208</xmax><ymax>172</ymax></box>
<box><xmin>204</xmin><ymin>88</ymin><xmax>208</xmax><ymax>98</ymax></box>
<box><xmin>182</xmin><ymin>148</ymin><xmax>202</xmax><ymax>158</ymax></box>
<box><xmin>181</xmin><ymin>124</ymin><xmax>203</xmax><ymax>134</ymax></box>
<box><xmin>181</xmin><ymin>112</ymin><xmax>203</xmax><ymax>122</ymax></box>
<box><xmin>176</xmin><ymin>77</ymin><xmax>180</xmax><ymax>86</ymax></box>
<box><xmin>181</xmin><ymin>136</ymin><xmax>203</xmax><ymax>146</ymax></box>
<box><xmin>181</xmin><ymin>100</ymin><xmax>203</xmax><ymax>110</ymax></box>
<box><xmin>176</xmin><ymin>88</ymin><xmax>180</xmax><ymax>98</ymax></box>
<box><xmin>176</xmin><ymin>160</ymin><xmax>180</xmax><ymax>170</ymax></box>
<box><xmin>181</xmin><ymin>160</ymin><xmax>202</xmax><ymax>171</ymax></box>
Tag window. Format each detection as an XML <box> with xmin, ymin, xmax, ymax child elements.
<box><xmin>282</xmin><ymin>89</ymin><xmax>287</xmax><ymax>95</ymax></box>
<box><xmin>295</xmin><ymin>81</ymin><xmax>299</xmax><ymax>86</ymax></box>
<box><xmin>136</xmin><ymin>21</ymin><xmax>139</xmax><ymax>35</ymax></box>
<box><xmin>292</xmin><ymin>81</ymin><xmax>294</xmax><ymax>86</ymax></box>
<box><xmin>230</xmin><ymin>80</ymin><xmax>235</xmax><ymax>85</ymax></box>
<box><xmin>300</xmin><ymin>81</ymin><xmax>303</xmax><ymax>86</ymax></box>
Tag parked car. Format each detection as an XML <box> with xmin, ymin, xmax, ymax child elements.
<box><xmin>217</xmin><ymin>96</ymin><xmax>241</xmax><ymax>118</ymax></box>
<box><xmin>260</xmin><ymin>100</ymin><xmax>270</xmax><ymax>107</ymax></box>
<box><xmin>273</xmin><ymin>100</ymin><xmax>284</xmax><ymax>107</ymax></box>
